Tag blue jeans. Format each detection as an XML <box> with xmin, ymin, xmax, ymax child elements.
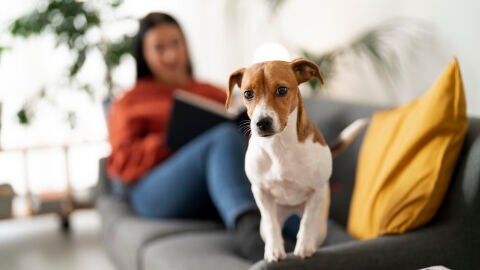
<box><xmin>129</xmin><ymin>123</ymin><xmax>258</xmax><ymax>229</ymax></box>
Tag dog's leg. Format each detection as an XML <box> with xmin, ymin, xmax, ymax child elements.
<box><xmin>252</xmin><ymin>185</ymin><xmax>286</xmax><ymax>262</ymax></box>
<box><xmin>294</xmin><ymin>185</ymin><xmax>330</xmax><ymax>258</ymax></box>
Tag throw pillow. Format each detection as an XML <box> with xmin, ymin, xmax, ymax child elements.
<box><xmin>347</xmin><ymin>58</ymin><xmax>468</xmax><ymax>239</ymax></box>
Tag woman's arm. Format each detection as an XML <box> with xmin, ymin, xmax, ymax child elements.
<box><xmin>106</xmin><ymin>101</ymin><xmax>171</xmax><ymax>184</ymax></box>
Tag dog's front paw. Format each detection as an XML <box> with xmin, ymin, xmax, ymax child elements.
<box><xmin>264</xmin><ymin>244</ymin><xmax>286</xmax><ymax>262</ymax></box>
<box><xmin>293</xmin><ymin>242</ymin><xmax>317</xmax><ymax>259</ymax></box>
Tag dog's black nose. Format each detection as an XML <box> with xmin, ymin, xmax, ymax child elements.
<box><xmin>256</xmin><ymin>117</ymin><xmax>273</xmax><ymax>132</ymax></box>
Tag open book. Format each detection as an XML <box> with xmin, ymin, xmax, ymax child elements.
<box><xmin>166</xmin><ymin>90</ymin><xmax>248</xmax><ymax>150</ymax></box>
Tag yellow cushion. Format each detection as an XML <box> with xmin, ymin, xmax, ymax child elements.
<box><xmin>347</xmin><ymin>58</ymin><xmax>468</xmax><ymax>239</ymax></box>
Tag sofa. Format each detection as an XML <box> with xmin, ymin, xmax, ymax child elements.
<box><xmin>96</xmin><ymin>97</ymin><xmax>480</xmax><ymax>270</ymax></box>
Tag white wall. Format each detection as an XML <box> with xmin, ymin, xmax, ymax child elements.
<box><xmin>0</xmin><ymin>0</ymin><xmax>478</xmax><ymax>195</ymax></box>
<box><xmin>271</xmin><ymin>0</ymin><xmax>479</xmax><ymax>115</ymax></box>
<box><xmin>1</xmin><ymin>0</ymin><xmax>479</xmax><ymax>147</ymax></box>
<box><xmin>133</xmin><ymin>0</ymin><xmax>479</xmax><ymax>115</ymax></box>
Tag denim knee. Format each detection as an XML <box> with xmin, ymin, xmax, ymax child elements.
<box><xmin>210</xmin><ymin>122</ymin><xmax>243</xmax><ymax>141</ymax></box>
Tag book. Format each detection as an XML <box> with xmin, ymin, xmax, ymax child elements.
<box><xmin>166</xmin><ymin>90</ymin><xmax>248</xmax><ymax>150</ymax></box>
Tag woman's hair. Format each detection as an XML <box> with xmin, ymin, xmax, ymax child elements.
<box><xmin>132</xmin><ymin>12</ymin><xmax>193</xmax><ymax>79</ymax></box>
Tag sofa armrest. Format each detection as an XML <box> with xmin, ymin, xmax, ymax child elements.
<box><xmin>249</xmin><ymin>222</ymin><xmax>478</xmax><ymax>270</ymax></box>
<box><xmin>95</xmin><ymin>157</ymin><xmax>112</xmax><ymax>198</ymax></box>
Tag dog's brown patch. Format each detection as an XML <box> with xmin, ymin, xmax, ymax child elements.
<box><xmin>296</xmin><ymin>91</ymin><xmax>327</xmax><ymax>145</ymax></box>
<box><xmin>229</xmin><ymin>61</ymin><xmax>299</xmax><ymax>131</ymax></box>
<box><xmin>227</xmin><ymin>59</ymin><xmax>326</xmax><ymax>145</ymax></box>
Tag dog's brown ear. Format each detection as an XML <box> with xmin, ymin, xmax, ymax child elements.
<box><xmin>226</xmin><ymin>68</ymin><xmax>245</xmax><ymax>109</ymax></box>
<box><xmin>291</xmin><ymin>58</ymin><xmax>324</xmax><ymax>85</ymax></box>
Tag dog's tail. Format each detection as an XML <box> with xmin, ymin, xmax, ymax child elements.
<box><xmin>329</xmin><ymin>118</ymin><xmax>370</xmax><ymax>158</ymax></box>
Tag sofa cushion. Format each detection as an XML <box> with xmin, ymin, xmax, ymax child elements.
<box><xmin>140</xmin><ymin>219</ymin><xmax>354</xmax><ymax>270</ymax></box>
<box><xmin>324</xmin><ymin>219</ymin><xmax>356</xmax><ymax>245</ymax></box>
<box><xmin>348</xmin><ymin>58</ymin><xmax>468</xmax><ymax>239</ymax></box>
<box><xmin>96</xmin><ymin>195</ymin><xmax>135</xmax><ymax>243</ymax></box>
<box><xmin>103</xmin><ymin>210</ymin><xmax>223</xmax><ymax>270</ymax></box>
<box><xmin>142</xmin><ymin>231</ymin><xmax>251</xmax><ymax>270</ymax></box>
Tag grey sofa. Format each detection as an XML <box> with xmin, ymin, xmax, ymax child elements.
<box><xmin>96</xmin><ymin>97</ymin><xmax>480</xmax><ymax>270</ymax></box>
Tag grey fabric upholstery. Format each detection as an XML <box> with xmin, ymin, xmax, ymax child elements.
<box><xmin>249</xmin><ymin>111</ymin><xmax>480</xmax><ymax>270</ymax></box>
<box><xmin>109</xmin><ymin>217</ymin><xmax>222</xmax><ymax>270</ymax></box>
<box><xmin>142</xmin><ymin>231</ymin><xmax>251</xmax><ymax>270</ymax></box>
<box><xmin>323</xmin><ymin>220</ymin><xmax>355</xmax><ymax>246</ymax></box>
<box><xmin>97</xmin><ymin>195</ymin><xmax>135</xmax><ymax>263</ymax></box>
<box><xmin>304</xmin><ymin>97</ymin><xmax>381</xmax><ymax>227</ymax></box>
<box><xmin>141</xmin><ymin>221</ymin><xmax>355</xmax><ymax>270</ymax></box>
<box><xmin>96</xmin><ymin>162</ymin><xmax>223</xmax><ymax>270</ymax></box>
<box><xmin>250</xmin><ymin>224</ymin><xmax>466</xmax><ymax>270</ymax></box>
<box><xmin>95</xmin><ymin>97</ymin><xmax>480</xmax><ymax>270</ymax></box>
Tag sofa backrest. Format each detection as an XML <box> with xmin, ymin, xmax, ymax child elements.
<box><xmin>304</xmin><ymin>96</ymin><xmax>480</xmax><ymax>231</ymax></box>
<box><xmin>435</xmin><ymin>118</ymin><xmax>480</xmax><ymax>227</ymax></box>
<box><xmin>304</xmin><ymin>97</ymin><xmax>381</xmax><ymax>227</ymax></box>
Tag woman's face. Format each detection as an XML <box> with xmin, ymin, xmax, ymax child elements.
<box><xmin>143</xmin><ymin>24</ymin><xmax>190</xmax><ymax>86</ymax></box>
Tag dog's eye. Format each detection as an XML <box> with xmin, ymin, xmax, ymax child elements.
<box><xmin>275</xmin><ymin>87</ymin><xmax>288</xmax><ymax>97</ymax></box>
<box><xmin>244</xmin><ymin>90</ymin><xmax>254</xmax><ymax>100</ymax></box>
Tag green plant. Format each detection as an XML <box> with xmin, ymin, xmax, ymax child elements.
<box><xmin>302</xmin><ymin>19</ymin><xmax>432</xmax><ymax>93</ymax></box>
<box><xmin>261</xmin><ymin>1</ymin><xmax>429</xmax><ymax>97</ymax></box>
<box><xmin>266</xmin><ymin>0</ymin><xmax>288</xmax><ymax>15</ymax></box>
<box><xmin>0</xmin><ymin>46</ymin><xmax>7</xmax><ymax>61</ymax></box>
<box><xmin>7</xmin><ymin>0</ymin><xmax>134</xmax><ymax>126</ymax></box>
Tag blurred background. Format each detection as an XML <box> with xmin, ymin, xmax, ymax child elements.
<box><xmin>0</xmin><ymin>0</ymin><xmax>478</xmax><ymax>268</ymax></box>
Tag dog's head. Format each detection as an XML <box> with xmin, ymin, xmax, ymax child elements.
<box><xmin>226</xmin><ymin>58</ymin><xmax>323</xmax><ymax>137</ymax></box>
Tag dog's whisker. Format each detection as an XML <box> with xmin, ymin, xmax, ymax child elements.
<box><xmin>240</xmin><ymin>127</ymin><xmax>251</xmax><ymax>135</ymax></box>
<box><xmin>239</xmin><ymin>124</ymin><xmax>251</xmax><ymax>130</ymax></box>
<box><xmin>239</xmin><ymin>120</ymin><xmax>251</xmax><ymax>126</ymax></box>
<box><xmin>238</xmin><ymin>124</ymin><xmax>251</xmax><ymax>130</ymax></box>
<box><xmin>238</xmin><ymin>124</ymin><xmax>251</xmax><ymax>136</ymax></box>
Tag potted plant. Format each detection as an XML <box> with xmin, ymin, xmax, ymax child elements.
<box><xmin>6</xmin><ymin>0</ymin><xmax>134</xmax><ymax>126</ymax></box>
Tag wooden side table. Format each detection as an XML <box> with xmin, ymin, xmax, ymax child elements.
<box><xmin>30</xmin><ymin>191</ymin><xmax>73</xmax><ymax>231</ymax></box>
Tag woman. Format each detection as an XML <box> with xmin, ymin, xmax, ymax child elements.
<box><xmin>106</xmin><ymin>12</ymin><xmax>264</xmax><ymax>261</ymax></box>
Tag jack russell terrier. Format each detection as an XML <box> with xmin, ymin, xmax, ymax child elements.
<box><xmin>226</xmin><ymin>58</ymin><xmax>366</xmax><ymax>262</ymax></box>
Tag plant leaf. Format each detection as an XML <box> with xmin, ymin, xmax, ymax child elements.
<box><xmin>302</xmin><ymin>50</ymin><xmax>337</xmax><ymax>91</ymax></box>
<box><xmin>7</xmin><ymin>0</ymin><xmax>127</xmax><ymax>125</ymax></box>
<box><xmin>69</xmin><ymin>47</ymin><xmax>87</xmax><ymax>77</ymax></box>
<box><xmin>302</xmin><ymin>18</ymin><xmax>430</xmax><ymax>95</ymax></box>
<box><xmin>17</xmin><ymin>104</ymin><xmax>33</xmax><ymax>125</ymax></box>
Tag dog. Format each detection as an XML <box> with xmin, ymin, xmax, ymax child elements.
<box><xmin>226</xmin><ymin>58</ymin><xmax>367</xmax><ymax>262</ymax></box>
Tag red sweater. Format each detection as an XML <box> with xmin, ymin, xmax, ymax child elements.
<box><xmin>107</xmin><ymin>78</ymin><xmax>226</xmax><ymax>184</ymax></box>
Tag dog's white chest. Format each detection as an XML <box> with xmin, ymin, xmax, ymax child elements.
<box><xmin>246</xmin><ymin>131</ymin><xmax>332</xmax><ymax>206</ymax></box>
